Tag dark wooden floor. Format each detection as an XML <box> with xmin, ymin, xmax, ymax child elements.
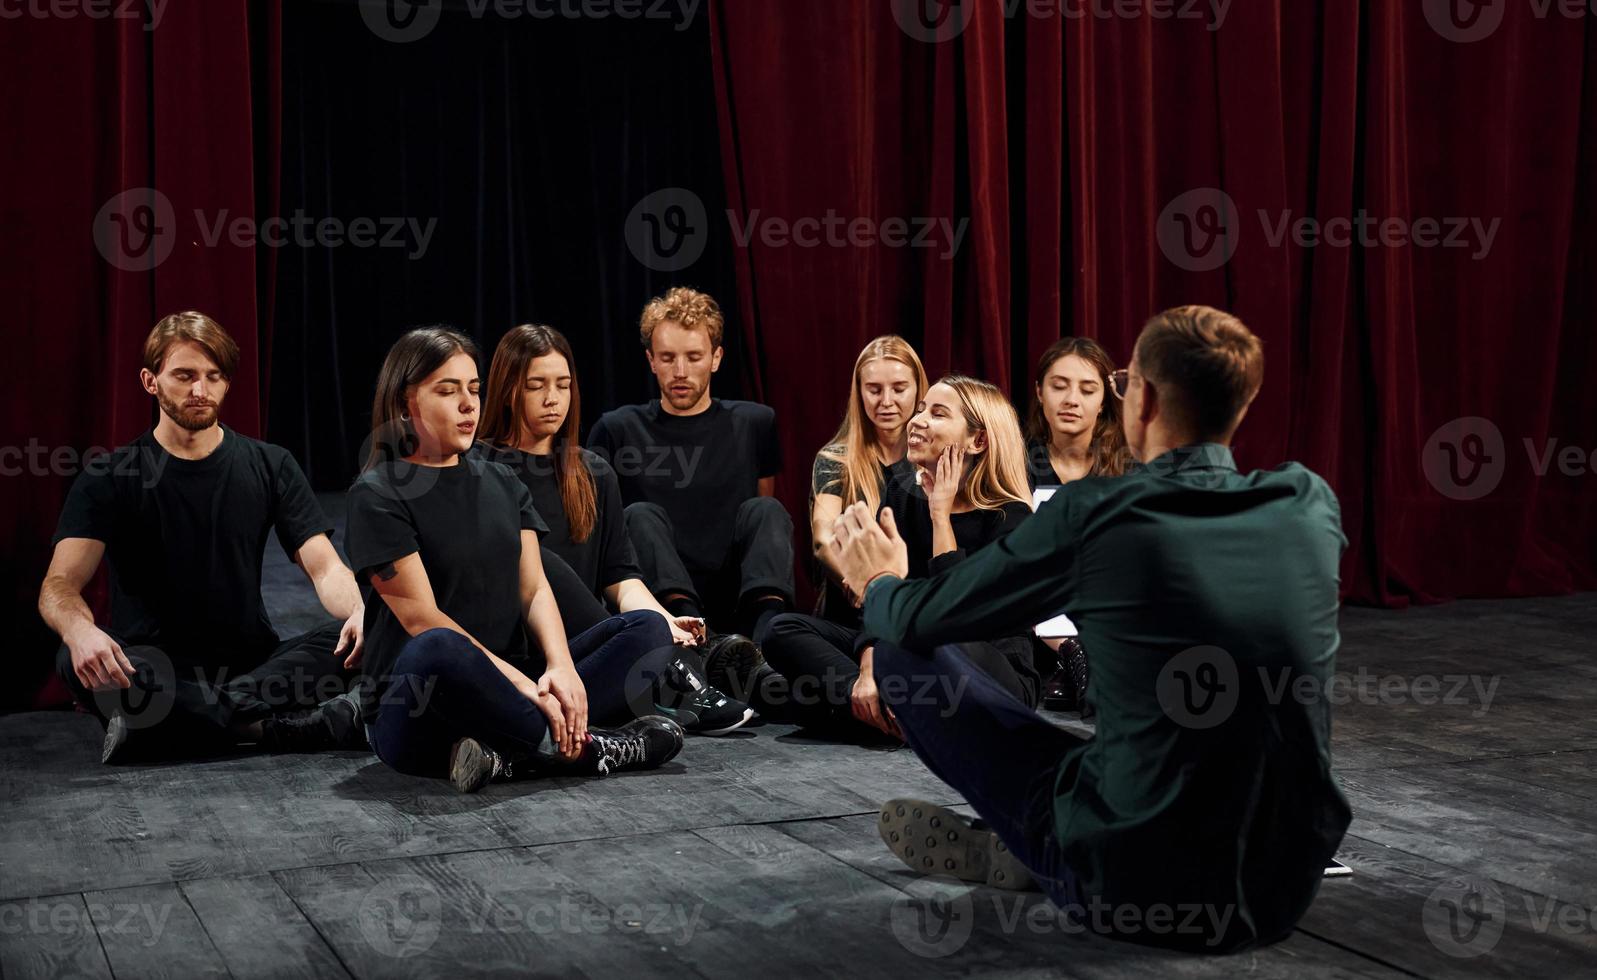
<box><xmin>5</xmin><ymin>512</ymin><xmax>1597</xmax><ymax>977</ymax></box>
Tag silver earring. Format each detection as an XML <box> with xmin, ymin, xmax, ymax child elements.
<box><xmin>401</xmin><ymin>413</ymin><xmax>411</xmax><ymax>422</ymax></box>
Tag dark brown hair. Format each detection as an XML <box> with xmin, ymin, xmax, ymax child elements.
<box><xmin>144</xmin><ymin>311</ymin><xmax>240</xmax><ymax>379</ymax></box>
<box><xmin>365</xmin><ymin>327</ymin><xmax>480</xmax><ymax>470</ymax></box>
<box><xmin>481</xmin><ymin>325</ymin><xmax>597</xmax><ymax>543</ymax></box>
<box><xmin>1135</xmin><ymin>306</ymin><xmax>1264</xmax><ymax>441</ymax></box>
<box><xmin>1027</xmin><ymin>337</ymin><xmax>1132</xmax><ymax>478</ymax></box>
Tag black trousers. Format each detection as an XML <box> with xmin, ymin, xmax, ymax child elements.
<box><xmin>540</xmin><ymin>546</ymin><xmax>613</xmax><ymax>638</ymax></box>
<box><xmin>624</xmin><ymin>497</ymin><xmax>795</xmax><ymax>630</ymax></box>
<box><xmin>758</xmin><ymin>612</ymin><xmax>1039</xmax><ymax>739</ymax></box>
<box><xmin>55</xmin><ymin>622</ymin><xmax>351</xmax><ymax>744</ymax></box>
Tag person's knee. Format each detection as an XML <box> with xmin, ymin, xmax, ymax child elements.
<box><xmin>393</xmin><ymin>628</ymin><xmax>472</xmax><ymax>675</ymax></box>
<box><xmin>736</xmin><ymin>495</ymin><xmax>793</xmax><ymax>533</ymax></box>
<box><xmin>616</xmin><ymin>609</ymin><xmax>673</xmax><ymax>652</ymax></box>
<box><xmin>624</xmin><ymin>501</ymin><xmax>673</xmax><ymax>535</ymax></box>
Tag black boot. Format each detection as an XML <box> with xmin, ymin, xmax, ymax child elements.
<box><xmin>1041</xmin><ymin>639</ymin><xmax>1092</xmax><ymax>719</ymax></box>
<box><xmin>259</xmin><ymin>693</ymin><xmax>367</xmax><ymax>753</ymax></box>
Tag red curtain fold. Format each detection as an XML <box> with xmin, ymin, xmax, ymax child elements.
<box><xmin>0</xmin><ymin>1</ymin><xmax>279</xmax><ymax>706</ymax></box>
<box><xmin>709</xmin><ymin>0</ymin><xmax>1597</xmax><ymax>605</ymax></box>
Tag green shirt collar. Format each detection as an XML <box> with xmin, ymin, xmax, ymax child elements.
<box><xmin>1133</xmin><ymin>443</ymin><xmax>1238</xmax><ymax>480</ymax></box>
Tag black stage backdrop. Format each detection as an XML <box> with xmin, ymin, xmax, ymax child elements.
<box><xmin>269</xmin><ymin>1</ymin><xmax>744</xmax><ymax>488</ymax></box>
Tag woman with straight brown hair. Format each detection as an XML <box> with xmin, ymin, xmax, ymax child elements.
<box><xmin>809</xmin><ymin>336</ymin><xmax>929</xmax><ymax>625</ymax></box>
<box><xmin>1026</xmin><ymin>337</ymin><xmax>1132</xmax><ymax>487</ymax></box>
<box><xmin>477</xmin><ymin>324</ymin><xmax>755</xmax><ymax>736</ymax></box>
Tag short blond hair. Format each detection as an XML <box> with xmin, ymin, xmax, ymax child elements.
<box><xmin>639</xmin><ymin>287</ymin><xmax>724</xmax><ymax>350</ymax></box>
<box><xmin>1135</xmin><ymin>305</ymin><xmax>1263</xmax><ymax>440</ymax></box>
<box><xmin>143</xmin><ymin>311</ymin><xmax>240</xmax><ymax>378</ymax></box>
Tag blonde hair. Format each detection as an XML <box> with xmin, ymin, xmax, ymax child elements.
<box><xmin>937</xmin><ymin>375</ymin><xmax>1032</xmax><ymax>511</ymax></box>
<box><xmin>816</xmin><ymin>336</ymin><xmax>929</xmax><ymax>513</ymax></box>
<box><xmin>639</xmin><ymin>286</ymin><xmax>724</xmax><ymax>350</ymax></box>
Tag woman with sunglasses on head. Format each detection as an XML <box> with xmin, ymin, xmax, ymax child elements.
<box><xmin>1025</xmin><ymin>338</ymin><xmax>1134</xmax><ymax>716</ymax></box>
<box><xmin>808</xmin><ymin>336</ymin><xmax>929</xmax><ymax>627</ymax></box>
<box><xmin>345</xmin><ymin>327</ymin><xmax>685</xmax><ymax>793</ymax></box>
<box><xmin>475</xmin><ymin>324</ymin><xmax>755</xmax><ymax>736</ymax></box>
<box><xmin>732</xmin><ymin>376</ymin><xmax>1038</xmax><ymax>742</ymax></box>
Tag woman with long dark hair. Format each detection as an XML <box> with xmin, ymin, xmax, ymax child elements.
<box><xmin>346</xmin><ymin>327</ymin><xmax>685</xmax><ymax>792</ymax></box>
<box><xmin>735</xmin><ymin>376</ymin><xmax>1040</xmax><ymax>742</ymax></box>
<box><xmin>477</xmin><ymin>324</ymin><xmax>754</xmax><ymax>736</ymax></box>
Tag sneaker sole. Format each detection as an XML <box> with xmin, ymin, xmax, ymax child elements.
<box><xmin>704</xmin><ymin>641</ymin><xmax>764</xmax><ymax>698</ymax></box>
<box><xmin>448</xmin><ymin>738</ymin><xmax>493</xmax><ymax>793</ymax></box>
<box><xmin>689</xmin><ymin>706</ymin><xmax>756</xmax><ymax>737</ymax></box>
<box><xmin>878</xmin><ymin>798</ymin><xmax>1035</xmax><ymax>890</ymax></box>
<box><xmin>101</xmin><ymin>714</ymin><xmax>130</xmax><ymax>765</ymax></box>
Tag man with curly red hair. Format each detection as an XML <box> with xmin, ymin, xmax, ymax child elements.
<box><xmin>588</xmin><ymin>287</ymin><xmax>794</xmax><ymax>686</ymax></box>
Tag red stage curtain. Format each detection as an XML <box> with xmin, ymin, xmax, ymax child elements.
<box><xmin>0</xmin><ymin>1</ymin><xmax>280</xmax><ymax>706</ymax></box>
<box><xmin>708</xmin><ymin>0</ymin><xmax>1597</xmax><ymax>605</ymax></box>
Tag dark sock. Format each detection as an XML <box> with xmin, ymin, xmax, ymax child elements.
<box><xmin>747</xmin><ymin>596</ymin><xmax>787</xmax><ymax>645</ymax></box>
<box><xmin>666</xmin><ymin>595</ymin><xmax>703</xmax><ymax>620</ymax></box>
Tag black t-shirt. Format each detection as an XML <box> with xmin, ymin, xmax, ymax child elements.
<box><xmin>50</xmin><ymin>426</ymin><xmax>331</xmax><ymax>666</ymax></box>
<box><xmin>475</xmin><ymin>444</ymin><xmax>643</xmax><ymax>597</ymax></box>
<box><xmin>881</xmin><ymin>460</ymin><xmax>1033</xmax><ymax>579</ymax></box>
<box><xmin>1025</xmin><ymin>439</ymin><xmax>1066</xmax><ymax>490</ymax></box>
<box><xmin>344</xmin><ymin>455</ymin><xmax>548</xmax><ymax>719</ymax></box>
<box><xmin>810</xmin><ymin>448</ymin><xmax>896</xmax><ymax>626</ymax></box>
<box><xmin>587</xmin><ymin>399</ymin><xmax>781</xmax><ymax>572</ymax></box>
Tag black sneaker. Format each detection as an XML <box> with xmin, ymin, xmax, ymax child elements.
<box><xmin>580</xmin><ymin>715</ymin><xmax>685</xmax><ymax>776</ymax></box>
<box><xmin>260</xmin><ymin>693</ymin><xmax>368</xmax><ymax>753</ymax></box>
<box><xmin>101</xmin><ymin>711</ymin><xmax>133</xmax><ymax>765</ymax></box>
<box><xmin>878</xmin><ymin>798</ymin><xmax>1036</xmax><ymax>890</ymax></box>
<box><xmin>449</xmin><ymin>737</ymin><xmax>514</xmax><ymax>793</ymax></box>
<box><xmin>656</xmin><ymin>655</ymin><xmax>757</xmax><ymax>736</ymax></box>
<box><xmin>701</xmin><ymin>633</ymin><xmax>764</xmax><ymax>701</ymax></box>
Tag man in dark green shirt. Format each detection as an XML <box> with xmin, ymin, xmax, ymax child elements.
<box><xmin>832</xmin><ymin>306</ymin><xmax>1351</xmax><ymax>953</ymax></box>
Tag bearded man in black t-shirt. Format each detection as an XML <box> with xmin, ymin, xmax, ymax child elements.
<box><xmin>588</xmin><ymin>288</ymin><xmax>794</xmax><ymax>662</ymax></box>
<box><xmin>38</xmin><ymin>312</ymin><xmax>368</xmax><ymax>764</ymax></box>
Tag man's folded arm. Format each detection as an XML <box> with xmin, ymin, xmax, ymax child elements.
<box><xmin>861</xmin><ymin>499</ymin><xmax>1078</xmax><ymax>649</ymax></box>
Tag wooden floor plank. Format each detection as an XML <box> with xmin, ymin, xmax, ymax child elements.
<box><xmin>180</xmin><ymin>874</ymin><xmax>349</xmax><ymax>979</ymax></box>
<box><xmin>80</xmin><ymin>881</ymin><xmax>229</xmax><ymax>979</ymax></box>
<box><xmin>0</xmin><ymin>894</ymin><xmax>113</xmax><ymax>980</ymax></box>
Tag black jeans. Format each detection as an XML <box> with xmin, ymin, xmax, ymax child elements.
<box><xmin>873</xmin><ymin>640</ymin><xmax>1085</xmax><ymax>908</ymax></box>
<box><xmin>759</xmin><ymin>612</ymin><xmax>1038</xmax><ymax>738</ymax></box>
<box><xmin>624</xmin><ymin>497</ymin><xmax>795</xmax><ymax>632</ymax></box>
<box><xmin>55</xmin><ymin>622</ymin><xmax>350</xmax><ymax>744</ymax></box>
<box><xmin>368</xmin><ymin>610</ymin><xmax>674</xmax><ymax>779</ymax></box>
